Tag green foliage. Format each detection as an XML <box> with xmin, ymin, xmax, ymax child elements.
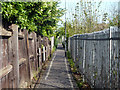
<box><xmin>59</xmin><ymin>0</ymin><xmax>111</xmax><ymax>39</ymax></box>
<box><xmin>66</xmin><ymin>51</ymin><xmax>71</xmax><ymax>59</ymax></box>
<box><xmin>67</xmin><ymin>51</ymin><xmax>75</xmax><ymax>69</ymax></box>
<box><xmin>41</xmin><ymin>44</ymin><xmax>44</xmax><ymax>49</ymax></box>
<box><xmin>62</xmin><ymin>41</ymin><xmax>65</xmax><ymax>48</ymax></box>
<box><xmin>51</xmin><ymin>46</ymin><xmax>56</xmax><ymax>55</ymax></box>
<box><xmin>1</xmin><ymin>1</ymin><xmax>65</xmax><ymax>37</ymax></box>
<box><xmin>54</xmin><ymin>37</ymin><xmax>58</xmax><ymax>48</ymax></box>
<box><xmin>108</xmin><ymin>15</ymin><xmax>120</xmax><ymax>27</ymax></box>
<box><xmin>67</xmin><ymin>51</ymin><xmax>90</xmax><ymax>88</ymax></box>
<box><xmin>68</xmin><ymin>58</ymin><xmax>75</xmax><ymax>69</ymax></box>
<box><xmin>102</xmin><ymin>13</ymin><xmax>108</xmax><ymax>23</ymax></box>
<box><xmin>72</xmin><ymin>0</ymin><xmax>103</xmax><ymax>34</ymax></box>
<box><xmin>57</xmin><ymin>26</ymin><xmax>65</xmax><ymax>36</ymax></box>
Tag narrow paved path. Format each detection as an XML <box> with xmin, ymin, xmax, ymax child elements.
<box><xmin>36</xmin><ymin>44</ymin><xmax>78</xmax><ymax>89</ymax></box>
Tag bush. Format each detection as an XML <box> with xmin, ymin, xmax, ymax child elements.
<box><xmin>54</xmin><ymin>38</ymin><xmax>58</xmax><ymax>48</ymax></box>
<box><xmin>67</xmin><ymin>51</ymin><xmax>71</xmax><ymax>59</ymax></box>
<box><xmin>62</xmin><ymin>41</ymin><xmax>65</xmax><ymax>48</ymax></box>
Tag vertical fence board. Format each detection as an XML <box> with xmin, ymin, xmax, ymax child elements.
<box><xmin>33</xmin><ymin>33</ymin><xmax>38</xmax><ymax>71</ymax></box>
<box><xmin>43</xmin><ymin>46</ymin><xmax>45</xmax><ymax>62</ymax></box>
<box><xmin>69</xmin><ymin>27</ymin><xmax>120</xmax><ymax>88</ymax></box>
<box><xmin>24</xmin><ymin>29</ymin><xmax>31</xmax><ymax>86</ymax></box>
<box><xmin>0</xmin><ymin>28</ymin><xmax>2</xmax><ymax>90</ymax></box>
<box><xmin>38</xmin><ymin>36</ymin><xmax>42</xmax><ymax>70</ymax></box>
<box><xmin>10</xmin><ymin>24</ymin><xmax>19</xmax><ymax>88</ymax></box>
<box><xmin>0</xmin><ymin>24</ymin><xmax>52</xmax><ymax>88</ymax></box>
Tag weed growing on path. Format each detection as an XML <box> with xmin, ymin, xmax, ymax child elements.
<box><xmin>67</xmin><ymin>51</ymin><xmax>91</xmax><ymax>89</ymax></box>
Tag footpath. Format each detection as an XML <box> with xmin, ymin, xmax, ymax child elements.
<box><xmin>35</xmin><ymin>44</ymin><xmax>78</xmax><ymax>89</ymax></box>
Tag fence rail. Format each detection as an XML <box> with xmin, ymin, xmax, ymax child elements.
<box><xmin>68</xmin><ymin>26</ymin><xmax>120</xmax><ymax>88</ymax></box>
<box><xmin>0</xmin><ymin>24</ymin><xmax>53</xmax><ymax>88</ymax></box>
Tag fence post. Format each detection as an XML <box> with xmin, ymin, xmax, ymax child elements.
<box><xmin>38</xmin><ymin>36</ymin><xmax>42</xmax><ymax>70</ymax></box>
<box><xmin>68</xmin><ymin>37</ymin><xmax>70</xmax><ymax>52</ymax></box>
<box><xmin>109</xmin><ymin>26</ymin><xmax>112</xmax><ymax>88</ymax></box>
<box><xmin>46</xmin><ymin>37</ymin><xmax>48</xmax><ymax>60</ymax></box>
<box><xmin>38</xmin><ymin>48</ymin><xmax>42</xmax><ymax>70</ymax></box>
<box><xmin>9</xmin><ymin>24</ymin><xmax>19</xmax><ymax>88</ymax></box>
<box><xmin>0</xmin><ymin>27</ymin><xmax>2</xmax><ymax>89</ymax></box>
<box><xmin>69</xmin><ymin>27</ymin><xmax>120</xmax><ymax>88</ymax></box>
<box><xmin>118</xmin><ymin>5</ymin><xmax>120</xmax><ymax>89</ymax></box>
<box><xmin>83</xmin><ymin>35</ymin><xmax>86</xmax><ymax>82</ymax></box>
<box><xmin>43</xmin><ymin>37</ymin><xmax>46</xmax><ymax>61</ymax></box>
<box><xmin>76</xmin><ymin>35</ymin><xmax>78</xmax><ymax>67</ymax></box>
<box><xmin>51</xmin><ymin>36</ymin><xmax>54</xmax><ymax>52</ymax></box>
<box><xmin>92</xmin><ymin>33</ymin><xmax>95</xmax><ymax>87</ymax></box>
<box><xmin>117</xmin><ymin>27</ymin><xmax>120</xmax><ymax>88</ymax></box>
<box><xmin>24</xmin><ymin>29</ymin><xmax>31</xmax><ymax>87</ymax></box>
<box><xmin>33</xmin><ymin>32</ymin><xmax>38</xmax><ymax>71</ymax></box>
<box><xmin>43</xmin><ymin>46</ymin><xmax>45</xmax><ymax>62</ymax></box>
<box><xmin>114</xmin><ymin>27</ymin><xmax>120</xmax><ymax>89</ymax></box>
<box><xmin>73</xmin><ymin>36</ymin><xmax>75</xmax><ymax>61</ymax></box>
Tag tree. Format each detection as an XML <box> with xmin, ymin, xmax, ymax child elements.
<box><xmin>107</xmin><ymin>2</ymin><xmax>120</xmax><ymax>27</ymax></box>
<box><xmin>1</xmin><ymin>1</ymin><xmax>65</xmax><ymax>38</ymax></box>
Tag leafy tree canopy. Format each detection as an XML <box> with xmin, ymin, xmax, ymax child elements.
<box><xmin>1</xmin><ymin>1</ymin><xmax>65</xmax><ymax>38</ymax></box>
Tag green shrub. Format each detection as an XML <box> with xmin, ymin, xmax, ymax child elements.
<box><xmin>66</xmin><ymin>51</ymin><xmax>71</xmax><ymax>59</ymax></box>
<box><xmin>51</xmin><ymin>46</ymin><xmax>56</xmax><ymax>55</ymax></box>
<box><xmin>62</xmin><ymin>41</ymin><xmax>65</xmax><ymax>48</ymax></box>
<box><xmin>54</xmin><ymin>38</ymin><xmax>58</xmax><ymax>48</ymax></box>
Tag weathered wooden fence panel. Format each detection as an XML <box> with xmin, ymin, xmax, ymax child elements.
<box><xmin>69</xmin><ymin>26</ymin><xmax>120</xmax><ymax>88</ymax></box>
<box><xmin>0</xmin><ymin>24</ymin><xmax>53</xmax><ymax>89</ymax></box>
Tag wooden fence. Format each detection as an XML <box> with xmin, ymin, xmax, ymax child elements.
<box><xmin>68</xmin><ymin>26</ymin><xmax>120</xmax><ymax>88</ymax></box>
<box><xmin>0</xmin><ymin>24</ymin><xmax>52</xmax><ymax>88</ymax></box>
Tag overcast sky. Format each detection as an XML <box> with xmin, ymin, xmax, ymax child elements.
<box><xmin>58</xmin><ymin>0</ymin><xmax>120</xmax><ymax>25</ymax></box>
